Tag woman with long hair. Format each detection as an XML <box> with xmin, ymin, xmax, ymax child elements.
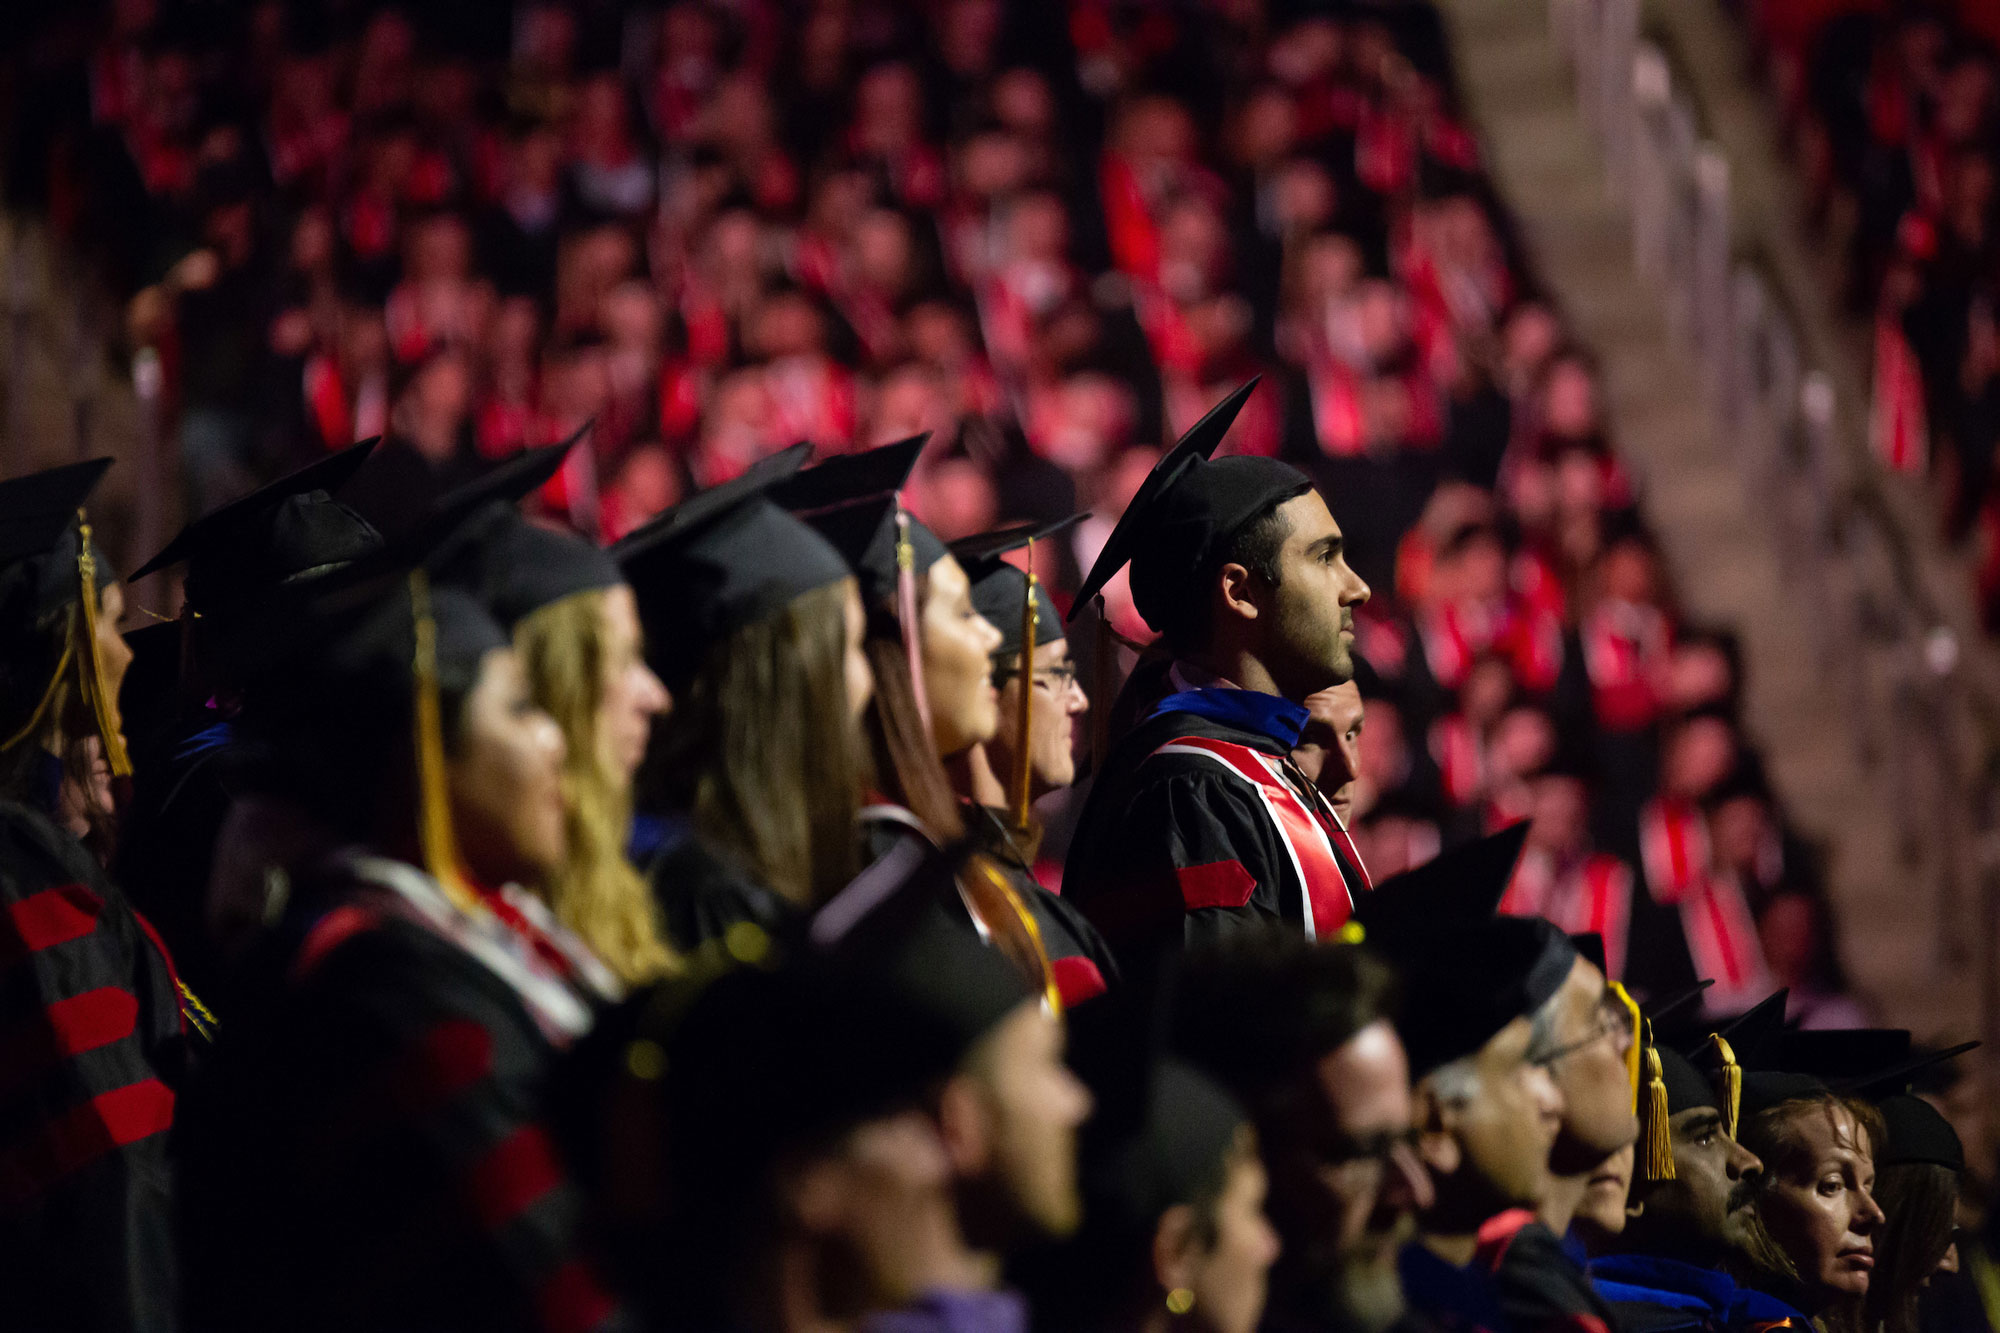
<box><xmin>792</xmin><ymin>475</ymin><xmax>1067</xmax><ymax>998</ymax></box>
<box><xmin>1734</xmin><ymin>1079</ymin><xmax>1886</xmax><ymax>1333</ymax></box>
<box><xmin>179</xmin><ymin>565</ymin><xmax>627</xmax><ymax>1332</ymax></box>
<box><xmin>0</xmin><ymin>459</ymin><xmax>188</xmax><ymax>1333</ymax></box>
<box><xmin>617</xmin><ymin>462</ymin><xmax>874</xmax><ymax>947</ymax></box>
<box><xmin>1865</xmin><ymin>1095</ymin><xmax>1965</xmax><ymax>1333</ymax></box>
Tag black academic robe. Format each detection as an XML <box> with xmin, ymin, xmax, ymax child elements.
<box><xmin>1062</xmin><ymin>704</ymin><xmax>1370</xmax><ymax>982</ymax></box>
<box><xmin>963</xmin><ymin>804</ymin><xmax>1120</xmax><ymax>1007</ymax></box>
<box><xmin>0</xmin><ymin>798</ymin><xmax>187</xmax><ymax>1333</ymax></box>
<box><xmin>1478</xmin><ymin>1211</ymin><xmax>1621</xmax><ymax>1333</ymax></box>
<box><xmin>177</xmin><ymin>855</ymin><xmax>622</xmax><ymax>1333</ymax></box>
<box><xmin>645</xmin><ymin>827</ymin><xmax>800</xmax><ymax>953</ymax></box>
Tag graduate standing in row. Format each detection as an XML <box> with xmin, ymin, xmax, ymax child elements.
<box><xmin>1062</xmin><ymin>380</ymin><xmax>1375</xmax><ymax>978</ymax></box>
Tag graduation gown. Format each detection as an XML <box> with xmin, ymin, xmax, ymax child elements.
<box><xmin>1588</xmin><ymin>1255</ymin><xmax>1810</xmax><ymax>1331</ymax></box>
<box><xmin>642</xmin><ymin>818</ymin><xmax>800</xmax><ymax>953</ymax></box>
<box><xmin>177</xmin><ymin>853</ymin><xmax>622</xmax><ymax>1333</ymax></box>
<box><xmin>962</xmin><ymin>804</ymin><xmax>1120</xmax><ymax>1008</ymax></box>
<box><xmin>0</xmin><ymin>797</ymin><xmax>186</xmax><ymax>1333</ymax></box>
<box><xmin>1062</xmin><ymin>684</ymin><xmax>1371</xmax><ymax>980</ymax></box>
<box><xmin>1477</xmin><ymin>1210</ymin><xmax>1620</xmax><ymax>1333</ymax></box>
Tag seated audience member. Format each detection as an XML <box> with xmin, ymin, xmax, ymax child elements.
<box><xmin>1172</xmin><ymin>935</ymin><xmax>1432</xmax><ymax>1333</ymax></box>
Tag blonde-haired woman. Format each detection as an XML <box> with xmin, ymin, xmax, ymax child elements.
<box><xmin>429</xmin><ymin>439</ymin><xmax>676</xmax><ymax>986</ymax></box>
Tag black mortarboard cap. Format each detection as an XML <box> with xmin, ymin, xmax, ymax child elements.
<box><xmin>1739</xmin><ymin>1070</ymin><xmax>1832</xmax><ymax>1119</ymax></box>
<box><xmin>1877</xmin><ymin>1094</ymin><xmax>1963</xmax><ymax>1171</ymax></box>
<box><xmin>1571</xmin><ymin>933</ymin><xmax>1607</xmax><ymax>975</ymax></box>
<box><xmin>1657</xmin><ymin>1046</ymin><xmax>1721</xmax><ymax>1115</ymax></box>
<box><xmin>1834</xmin><ymin>1040</ymin><xmax>1980</xmax><ymax>1101</ymax></box>
<box><xmin>801</xmin><ymin>495</ymin><xmax>949</xmax><ymax>609</ymax></box>
<box><xmin>767</xmin><ymin>434</ymin><xmax>929</xmax><ymax>514</ymax></box>
<box><xmin>810</xmin><ymin>835</ymin><xmax>1038</xmax><ymax>1058</ymax></box>
<box><xmin>1372</xmin><ymin>915</ymin><xmax>1577</xmax><ymax>1078</ymax></box>
<box><xmin>128</xmin><ymin>439</ymin><xmax>383</xmax><ymax>614</ymax></box>
<box><xmin>613</xmin><ymin>447</ymin><xmax>850</xmax><ymax>694</ymax></box>
<box><xmin>1354</xmin><ymin>822</ymin><xmax>1531</xmax><ymax>933</ymax></box>
<box><xmin>950</xmin><ymin>514</ymin><xmax>1086</xmax><ymax>658</ymax></box>
<box><xmin>0</xmin><ymin>458</ymin><xmax>114</xmax><ymax>620</ymax></box>
<box><xmin>1774</xmin><ymin>1028</ymin><xmax>1913</xmax><ymax>1084</ymax></box>
<box><xmin>1070</xmin><ymin>380</ymin><xmax>1310</xmax><ymax>631</ymax></box>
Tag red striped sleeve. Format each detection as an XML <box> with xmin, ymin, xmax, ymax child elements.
<box><xmin>464</xmin><ymin>1124</ymin><xmax>564</xmax><ymax>1232</ymax></box>
<box><xmin>536</xmin><ymin>1259</ymin><xmax>620</xmax><ymax>1333</ymax></box>
<box><xmin>0</xmin><ymin>1077</ymin><xmax>175</xmax><ymax>1204</ymax></box>
<box><xmin>0</xmin><ymin>884</ymin><xmax>104</xmax><ymax>967</ymax></box>
<box><xmin>0</xmin><ymin>986</ymin><xmax>140</xmax><ymax>1099</ymax></box>
<box><xmin>1175</xmin><ymin>859</ymin><xmax>1257</xmax><ymax>911</ymax></box>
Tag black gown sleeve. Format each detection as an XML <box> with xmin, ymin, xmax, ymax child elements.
<box><xmin>178</xmin><ymin>915</ymin><xmax>624</xmax><ymax>1333</ymax></box>
<box><xmin>1070</xmin><ymin>768</ymin><xmax>1293</xmax><ymax>978</ymax></box>
<box><xmin>0</xmin><ymin>800</ymin><xmax>185</xmax><ymax>1333</ymax></box>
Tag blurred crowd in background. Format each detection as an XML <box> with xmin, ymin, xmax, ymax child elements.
<box><xmin>1</xmin><ymin>0</ymin><xmax>1873</xmax><ymax>1023</ymax></box>
<box><xmin>1753</xmin><ymin>0</ymin><xmax>2000</xmax><ymax>627</ymax></box>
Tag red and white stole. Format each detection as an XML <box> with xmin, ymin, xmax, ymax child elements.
<box><xmin>1430</xmin><ymin>712</ymin><xmax>1486</xmax><ymax>808</ymax></box>
<box><xmin>1582</xmin><ymin>601</ymin><xmax>1668</xmax><ymax>732</ymax></box>
<box><xmin>1149</xmin><ymin>735</ymin><xmax>1366</xmax><ymax>939</ymax></box>
<box><xmin>1639</xmin><ymin>798</ymin><xmax>1774</xmax><ymax>1013</ymax></box>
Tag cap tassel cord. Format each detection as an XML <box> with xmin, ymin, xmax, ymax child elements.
<box><xmin>1706</xmin><ymin>1034</ymin><xmax>1742</xmax><ymax>1139</ymax></box>
<box><xmin>1610</xmin><ymin>980</ymin><xmax>1643</xmax><ymax>1113</ymax></box>
<box><xmin>74</xmin><ymin>515</ymin><xmax>132</xmax><ymax>778</ymax></box>
<box><xmin>1640</xmin><ymin>1021</ymin><xmax>1676</xmax><ymax>1181</ymax></box>
<box><xmin>895</xmin><ymin>509</ymin><xmax>931</xmax><ymax>732</ymax></box>
<box><xmin>1011</xmin><ymin>538</ymin><xmax>1037</xmax><ymax>834</ymax></box>
<box><xmin>968</xmin><ymin>856</ymin><xmax>1063</xmax><ymax>1018</ymax></box>
<box><xmin>409</xmin><ymin>571</ymin><xmax>482</xmax><ymax>919</ymax></box>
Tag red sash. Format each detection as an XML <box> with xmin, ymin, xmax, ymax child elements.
<box><xmin>1639</xmin><ymin>799</ymin><xmax>1773</xmax><ymax>1012</ymax></box>
<box><xmin>1506</xmin><ymin>850</ymin><xmax>1636</xmax><ymax>979</ymax></box>
<box><xmin>1151</xmin><ymin>736</ymin><xmax>1367</xmax><ymax>938</ymax></box>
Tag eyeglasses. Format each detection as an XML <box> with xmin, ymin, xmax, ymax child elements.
<box><xmin>1531</xmin><ymin>991</ymin><xmax>1639</xmax><ymax>1069</ymax></box>
<box><xmin>993</xmin><ymin>661</ymin><xmax>1080</xmax><ymax>692</ymax></box>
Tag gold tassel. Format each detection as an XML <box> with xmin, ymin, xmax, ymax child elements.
<box><xmin>73</xmin><ymin>514</ymin><xmax>132</xmax><ymax>778</ymax></box>
<box><xmin>1011</xmin><ymin>538</ymin><xmax>1037</xmax><ymax>833</ymax></box>
<box><xmin>1610</xmin><ymin>980</ymin><xmax>1643</xmax><ymax>1112</ymax></box>
<box><xmin>1641</xmin><ymin>1031</ymin><xmax>1676</xmax><ymax>1181</ymax></box>
<box><xmin>895</xmin><ymin>508</ymin><xmax>931</xmax><ymax>731</ymax></box>
<box><xmin>1705</xmin><ymin>1034</ymin><xmax>1742</xmax><ymax>1139</ymax></box>
<box><xmin>409</xmin><ymin>571</ymin><xmax>481</xmax><ymax>918</ymax></box>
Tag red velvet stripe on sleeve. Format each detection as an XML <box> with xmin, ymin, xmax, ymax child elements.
<box><xmin>1175</xmin><ymin>859</ymin><xmax>1257</xmax><ymax>911</ymax></box>
<box><xmin>0</xmin><ymin>986</ymin><xmax>139</xmax><ymax>1099</ymax></box>
<box><xmin>0</xmin><ymin>1077</ymin><xmax>175</xmax><ymax>1204</ymax></box>
<box><xmin>0</xmin><ymin>884</ymin><xmax>104</xmax><ymax>966</ymax></box>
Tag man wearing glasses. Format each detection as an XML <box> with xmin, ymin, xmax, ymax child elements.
<box><xmin>948</xmin><ymin>518</ymin><xmax>1120</xmax><ymax>1008</ymax></box>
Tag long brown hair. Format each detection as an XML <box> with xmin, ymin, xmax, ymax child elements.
<box><xmin>0</xmin><ymin>579</ymin><xmax>121</xmax><ymax>850</ymax></box>
<box><xmin>862</xmin><ymin>572</ymin><xmax>965</xmax><ymax>840</ymax></box>
<box><xmin>515</xmin><ymin>588</ymin><xmax>677</xmax><ymax>985</ymax></box>
<box><xmin>653</xmin><ymin>578</ymin><xmax>866</xmax><ymax>909</ymax></box>
<box><xmin>1867</xmin><ymin>1160</ymin><xmax>1958</xmax><ymax>1333</ymax></box>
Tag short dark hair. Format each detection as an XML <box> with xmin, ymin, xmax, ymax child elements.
<box><xmin>1170</xmin><ymin>929</ymin><xmax>1396</xmax><ymax>1123</ymax></box>
<box><xmin>1156</xmin><ymin>500</ymin><xmax>1293</xmax><ymax>656</ymax></box>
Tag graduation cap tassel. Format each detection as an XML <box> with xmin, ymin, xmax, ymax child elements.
<box><xmin>1641</xmin><ymin>1024</ymin><xmax>1676</xmax><ymax>1182</ymax></box>
<box><xmin>1011</xmin><ymin>537</ymin><xmax>1037</xmax><ymax>834</ymax></box>
<box><xmin>409</xmin><ymin>570</ymin><xmax>480</xmax><ymax>918</ymax></box>
<box><xmin>1706</xmin><ymin>1034</ymin><xmax>1742</xmax><ymax>1139</ymax></box>
<box><xmin>895</xmin><ymin>509</ymin><xmax>931</xmax><ymax>732</ymax></box>
<box><xmin>73</xmin><ymin>514</ymin><xmax>131</xmax><ymax>778</ymax></box>
<box><xmin>1611</xmin><ymin>980</ymin><xmax>1643</xmax><ymax>1113</ymax></box>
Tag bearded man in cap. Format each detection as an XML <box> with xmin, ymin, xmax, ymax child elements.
<box><xmin>1587</xmin><ymin>1026</ymin><xmax>1809</xmax><ymax>1330</ymax></box>
<box><xmin>1061</xmin><ymin>381</ymin><xmax>1373</xmax><ymax>980</ymax></box>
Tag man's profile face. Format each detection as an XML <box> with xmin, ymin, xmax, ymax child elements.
<box><xmin>1531</xmin><ymin>959</ymin><xmax>1638</xmax><ymax>1175</ymax></box>
<box><xmin>1264</xmin><ymin>491</ymin><xmax>1370</xmax><ymax>697</ymax></box>
<box><xmin>1265</xmin><ymin>1020</ymin><xmax>1430</xmax><ymax>1331</ymax></box>
<box><xmin>1295</xmin><ymin>681</ymin><xmax>1364</xmax><ymax>823</ymax></box>
<box><xmin>1432</xmin><ymin>1017</ymin><xmax>1564</xmax><ymax>1215</ymax></box>
<box><xmin>1625</xmin><ymin>1107</ymin><xmax>1765</xmax><ymax>1266</ymax></box>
